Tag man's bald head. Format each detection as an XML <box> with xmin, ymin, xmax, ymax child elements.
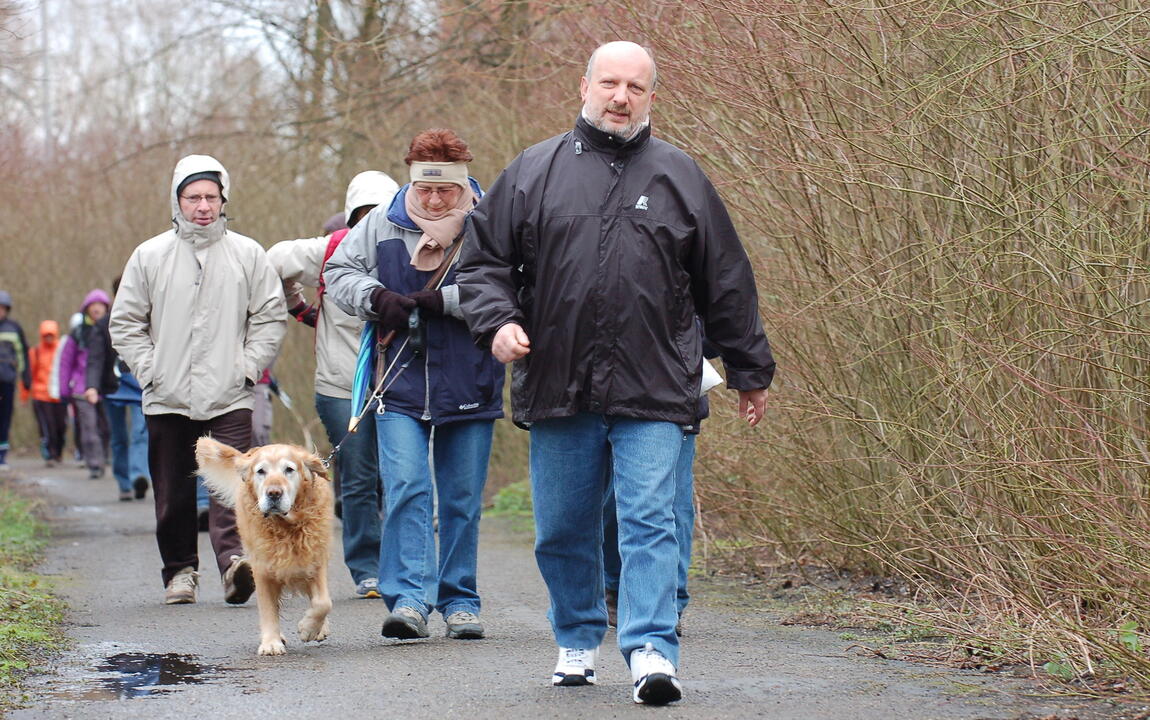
<box><xmin>585</xmin><ymin>41</ymin><xmax>657</xmax><ymax>90</ymax></box>
<box><xmin>580</xmin><ymin>41</ymin><xmax>658</xmax><ymax>141</ymax></box>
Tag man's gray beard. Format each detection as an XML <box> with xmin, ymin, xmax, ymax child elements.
<box><xmin>583</xmin><ymin>107</ymin><xmax>648</xmax><ymax>142</ymax></box>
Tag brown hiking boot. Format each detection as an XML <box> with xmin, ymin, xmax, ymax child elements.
<box><xmin>222</xmin><ymin>555</ymin><xmax>255</xmax><ymax>605</ymax></box>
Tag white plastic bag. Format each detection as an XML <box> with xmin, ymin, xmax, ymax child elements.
<box><xmin>700</xmin><ymin>358</ymin><xmax>724</xmax><ymax>396</ymax></box>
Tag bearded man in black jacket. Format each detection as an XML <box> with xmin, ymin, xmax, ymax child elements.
<box><xmin>458</xmin><ymin>40</ymin><xmax>775</xmax><ymax>706</ymax></box>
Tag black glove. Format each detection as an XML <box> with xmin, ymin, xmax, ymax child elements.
<box><xmin>407</xmin><ymin>289</ymin><xmax>444</xmax><ymax>317</ymax></box>
<box><xmin>288</xmin><ymin>301</ymin><xmax>319</xmax><ymax>328</ymax></box>
<box><xmin>370</xmin><ymin>287</ymin><xmax>417</xmax><ymax>332</ymax></box>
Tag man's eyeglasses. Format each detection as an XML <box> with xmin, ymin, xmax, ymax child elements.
<box><xmin>180</xmin><ymin>194</ymin><xmax>222</xmax><ymax>205</ymax></box>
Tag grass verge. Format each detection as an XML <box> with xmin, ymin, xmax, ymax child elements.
<box><xmin>484</xmin><ymin>480</ymin><xmax>534</xmax><ymax>533</ymax></box>
<box><xmin>0</xmin><ymin>477</ymin><xmax>66</xmax><ymax>712</ymax></box>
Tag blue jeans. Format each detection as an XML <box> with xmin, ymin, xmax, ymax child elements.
<box><xmin>315</xmin><ymin>393</ymin><xmax>381</xmax><ymax>585</ymax></box>
<box><xmin>105</xmin><ymin>399</ymin><xmax>150</xmax><ymax>494</ymax></box>
<box><xmin>530</xmin><ymin>413</ymin><xmax>681</xmax><ymax>667</ymax></box>
<box><xmin>196</xmin><ymin>476</ymin><xmax>209</xmax><ymax>511</ymax></box>
<box><xmin>603</xmin><ymin>433</ymin><xmax>696</xmax><ymax>615</ymax></box>
<box><xmin>375</xmin><ymin>411</ymin><xmax>492</xmax><ymax>618</ymax></box>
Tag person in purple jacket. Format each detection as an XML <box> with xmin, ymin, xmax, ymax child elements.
<box><xmin>57</xmin><ymin>288</ymin><xmax>114</xmax><ymax>480</ymax></box>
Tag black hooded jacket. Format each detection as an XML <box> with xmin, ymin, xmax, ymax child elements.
<box><xmin>458</xmin><ymin>116</ymin><xmax>775</xmax><ymax>427</ymax></box>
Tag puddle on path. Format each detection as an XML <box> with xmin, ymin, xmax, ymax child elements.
<box><xmin>52</xmin><ymin>652</ymin><xmax>228</xmax><ymax>700</ymax></box>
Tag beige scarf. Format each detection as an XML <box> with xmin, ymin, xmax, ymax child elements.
<box><xmin>404</xmin><ymin>184</ymin><xmax>475</xmax><ymax>271</ymax></box>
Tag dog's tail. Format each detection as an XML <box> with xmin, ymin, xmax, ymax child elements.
<box><xmin>194</xmin><ymin>436</ymin><xmax>244</xmax><ymax>509</ymax></box>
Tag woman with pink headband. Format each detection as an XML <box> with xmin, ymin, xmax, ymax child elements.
<box><xmin>324</xmin><ymin>128</ymin><xmax>504</xmax><ymax>642</ymax></box>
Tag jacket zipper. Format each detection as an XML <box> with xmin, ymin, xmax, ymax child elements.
<box><xmin>590</xmin><ymin>155</ymin><xmax>626</xmax><ymax>410</ymax></box>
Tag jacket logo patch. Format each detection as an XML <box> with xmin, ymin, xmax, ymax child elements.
<box><xmin>458</xmin><ymin>402</ymin><xmax>480</xmax><ymax>411</ymax></box>
<box><xmin>635</xmin><ymin>195</ymin><xmax>649</xmax><ymax>211</ymax></box>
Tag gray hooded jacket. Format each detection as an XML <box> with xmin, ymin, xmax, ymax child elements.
<box><xmin>267</xmin><ymin>170</ymin><xmax>398</xmax><ymax>399</ymax></box>
<box><xmin>110</xmin><ymin>154</ymin><xmax>287</xmax><ymax>420</ymax></box>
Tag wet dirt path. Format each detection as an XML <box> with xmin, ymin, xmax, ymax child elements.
<box><xmin>7</xmin><ymin>456</ymin><xmax>1133</xmax><ymax>719</ymax></box>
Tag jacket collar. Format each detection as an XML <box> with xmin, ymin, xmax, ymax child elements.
<box><xmin>574</xmin><ymin>114</ymin><xmax>651</xmax><ymax>156</ymax></box>
<box><xmin>173</xmin><ymin>213</ymin><xmax>227</xmax><ymax>249</ymax></box>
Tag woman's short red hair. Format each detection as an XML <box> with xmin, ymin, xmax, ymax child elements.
<box><xmin>405</xmin><ymin>128</ymin><xmax>473</xmax><ymax>165</ymax></box>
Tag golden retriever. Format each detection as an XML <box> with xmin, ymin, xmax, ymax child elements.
<box><xmin>195</xmin><ymin>437</ymin><xmax>334</xmax><ymax>656</ymax></box>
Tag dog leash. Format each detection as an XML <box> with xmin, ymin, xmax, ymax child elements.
<box><xmin>321</xmin><ymin>231</ymin><xmax>467</xmax><ymax>470</ymax></box>
<box><xmin>320</xmin><ymin>335</ymin><xmax>414</xmax><ymax>469</ymax></box>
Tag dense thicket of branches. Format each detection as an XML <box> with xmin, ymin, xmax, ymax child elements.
<box><xmin>2</xmin><ymin>0</ymin><xmax>1148</xmax><ymax>687</ymax></box>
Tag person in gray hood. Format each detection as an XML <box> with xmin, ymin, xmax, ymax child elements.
<box><xmin>111</xmin><ymin>154</ymin><xmax>287</xmax><ymax>606</ymax></box>
<box><xmin>268</xmin><ymin>169</ymin><xmax>399</xmax><ymax>601</ymax></box>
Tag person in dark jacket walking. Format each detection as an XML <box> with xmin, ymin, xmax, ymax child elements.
<box><xmin>325</xmin><ymin>129</ymin><xmax>504</xmax><ymax>642</ymax></box>
<box><xmin>457</xmin><ymin>41</ymin><xmax>775</xmax><ymax>706</ymax></box>
<box><xmin>0</xmin><ymin>290</ymin><xmax>32</xmax><ymax>471</ymax></box>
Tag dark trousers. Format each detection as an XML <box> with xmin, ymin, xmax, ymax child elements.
<box><xmin>32</xmin><ymin>399</ymin><xmax>68</xmax><ymax>461</ymax></box>
<box><xmin>146</xmin><ymin>409</ymin><xmax>252</xmax><ymax>586</ymax></box>
<box><xmin>0</xmin><ymin>380</ymin><xmax>14</xmax><ymax>447</ymax></box>
<box><xmin>74</xmin><ymin>397</ymin><xmax>109</xmax><ymax>471</ymax></box>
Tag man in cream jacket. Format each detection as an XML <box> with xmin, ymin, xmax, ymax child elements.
<box><xmin>111</xmin><ymin>154</ymin><xmax>287</xmax><ymax>606</ymax></box>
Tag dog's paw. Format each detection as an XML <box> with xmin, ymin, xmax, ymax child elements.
<box><xmin>299</xmin><ymin>617</ymin><xmax>330</xmax><ymax>643</ymax></box>
<box><xmin>258</xmin><ymin>636</ymin><xmax>287</xmax><ymax>656</ymax></box>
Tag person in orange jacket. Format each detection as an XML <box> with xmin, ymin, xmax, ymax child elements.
<box><xmin>22</xmin><ymin>320</ymin><xmax>68</xmax><ymax>465</ymax></box>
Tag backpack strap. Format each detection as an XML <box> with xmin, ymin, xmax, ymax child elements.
<box><xmin>316</xmin><ymin>227</ymin><xmax>350</xmax><ymax>311</ymax></box>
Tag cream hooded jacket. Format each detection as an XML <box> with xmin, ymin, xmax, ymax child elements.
<box><xmin>267</xmin><ymin>170</ymin><xmax>398</xmax><ymax>399</ymax></box>
<box><xmin>110</xmin><ymin>155</ymin><xmax>287</xmax><ymax>420</ymax></box>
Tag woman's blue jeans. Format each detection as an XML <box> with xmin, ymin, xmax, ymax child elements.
<box><xmin>530</xmin><ymin>413</ymin><xmax>682</xmax><ymax>667</ymax></box>
<box><xmin>375</xmin><ymin>411</ymin><xmax>492</xmax><ymax>618</ymax></box>
<box><xmin>315</xmin><ymin>393</ymin><xmax>381</xmax><ymax>586</ymax></box>
<box><xmin>105</xmin><ymin>399</ymin><xmax>149</xmax><ymax>493</ymax></box>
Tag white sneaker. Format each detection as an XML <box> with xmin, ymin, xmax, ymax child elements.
<box><xmin>164</xmin><ymin>567</ymin><xmax>199</xmax><ymax>605</ymax></box>
<box><xmin>552</xmin><ymin>646</ymin><xmax>598</xmax><ymax>686</ymax></box>
<box><xmin>630</xmin><ymin>642</ymin><xmax>682</xmax><ymax>705</ymax></box>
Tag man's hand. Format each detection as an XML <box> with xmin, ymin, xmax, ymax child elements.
<box><xmin>738</xmin><ymin>388</ymin><xmax>768</xmax><ymax>427</ymax></box>
<box><xmin>84</xmin><ymin>387</ymin><xmax>99</xmax><ymax>405</ymax></box>
<box><xmin>492</xmin><ymin>323</ymin><xmax>531</xmax><ymax>364</ymax></box>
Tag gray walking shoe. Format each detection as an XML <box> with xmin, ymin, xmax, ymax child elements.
<box><xmin>445</xmin><ymin>610</ymin><xmax>484</xmax><ymax>639</ymax></box>
<box><xmin>381</xmin><ymin>606</ymin><xmax>429</xmax><ymax>639</ymax></box>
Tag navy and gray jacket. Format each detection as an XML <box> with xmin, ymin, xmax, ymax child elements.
<box><xmin>325</xmin><ymin>180</ymin><xmax>504</xmax><ymax>426</ymax></box>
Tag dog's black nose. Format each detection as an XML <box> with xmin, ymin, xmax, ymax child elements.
<box><xmin>267</xmin><ymin>487</ymin><xmax>282</xmax><ymax>500</ymax></box>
